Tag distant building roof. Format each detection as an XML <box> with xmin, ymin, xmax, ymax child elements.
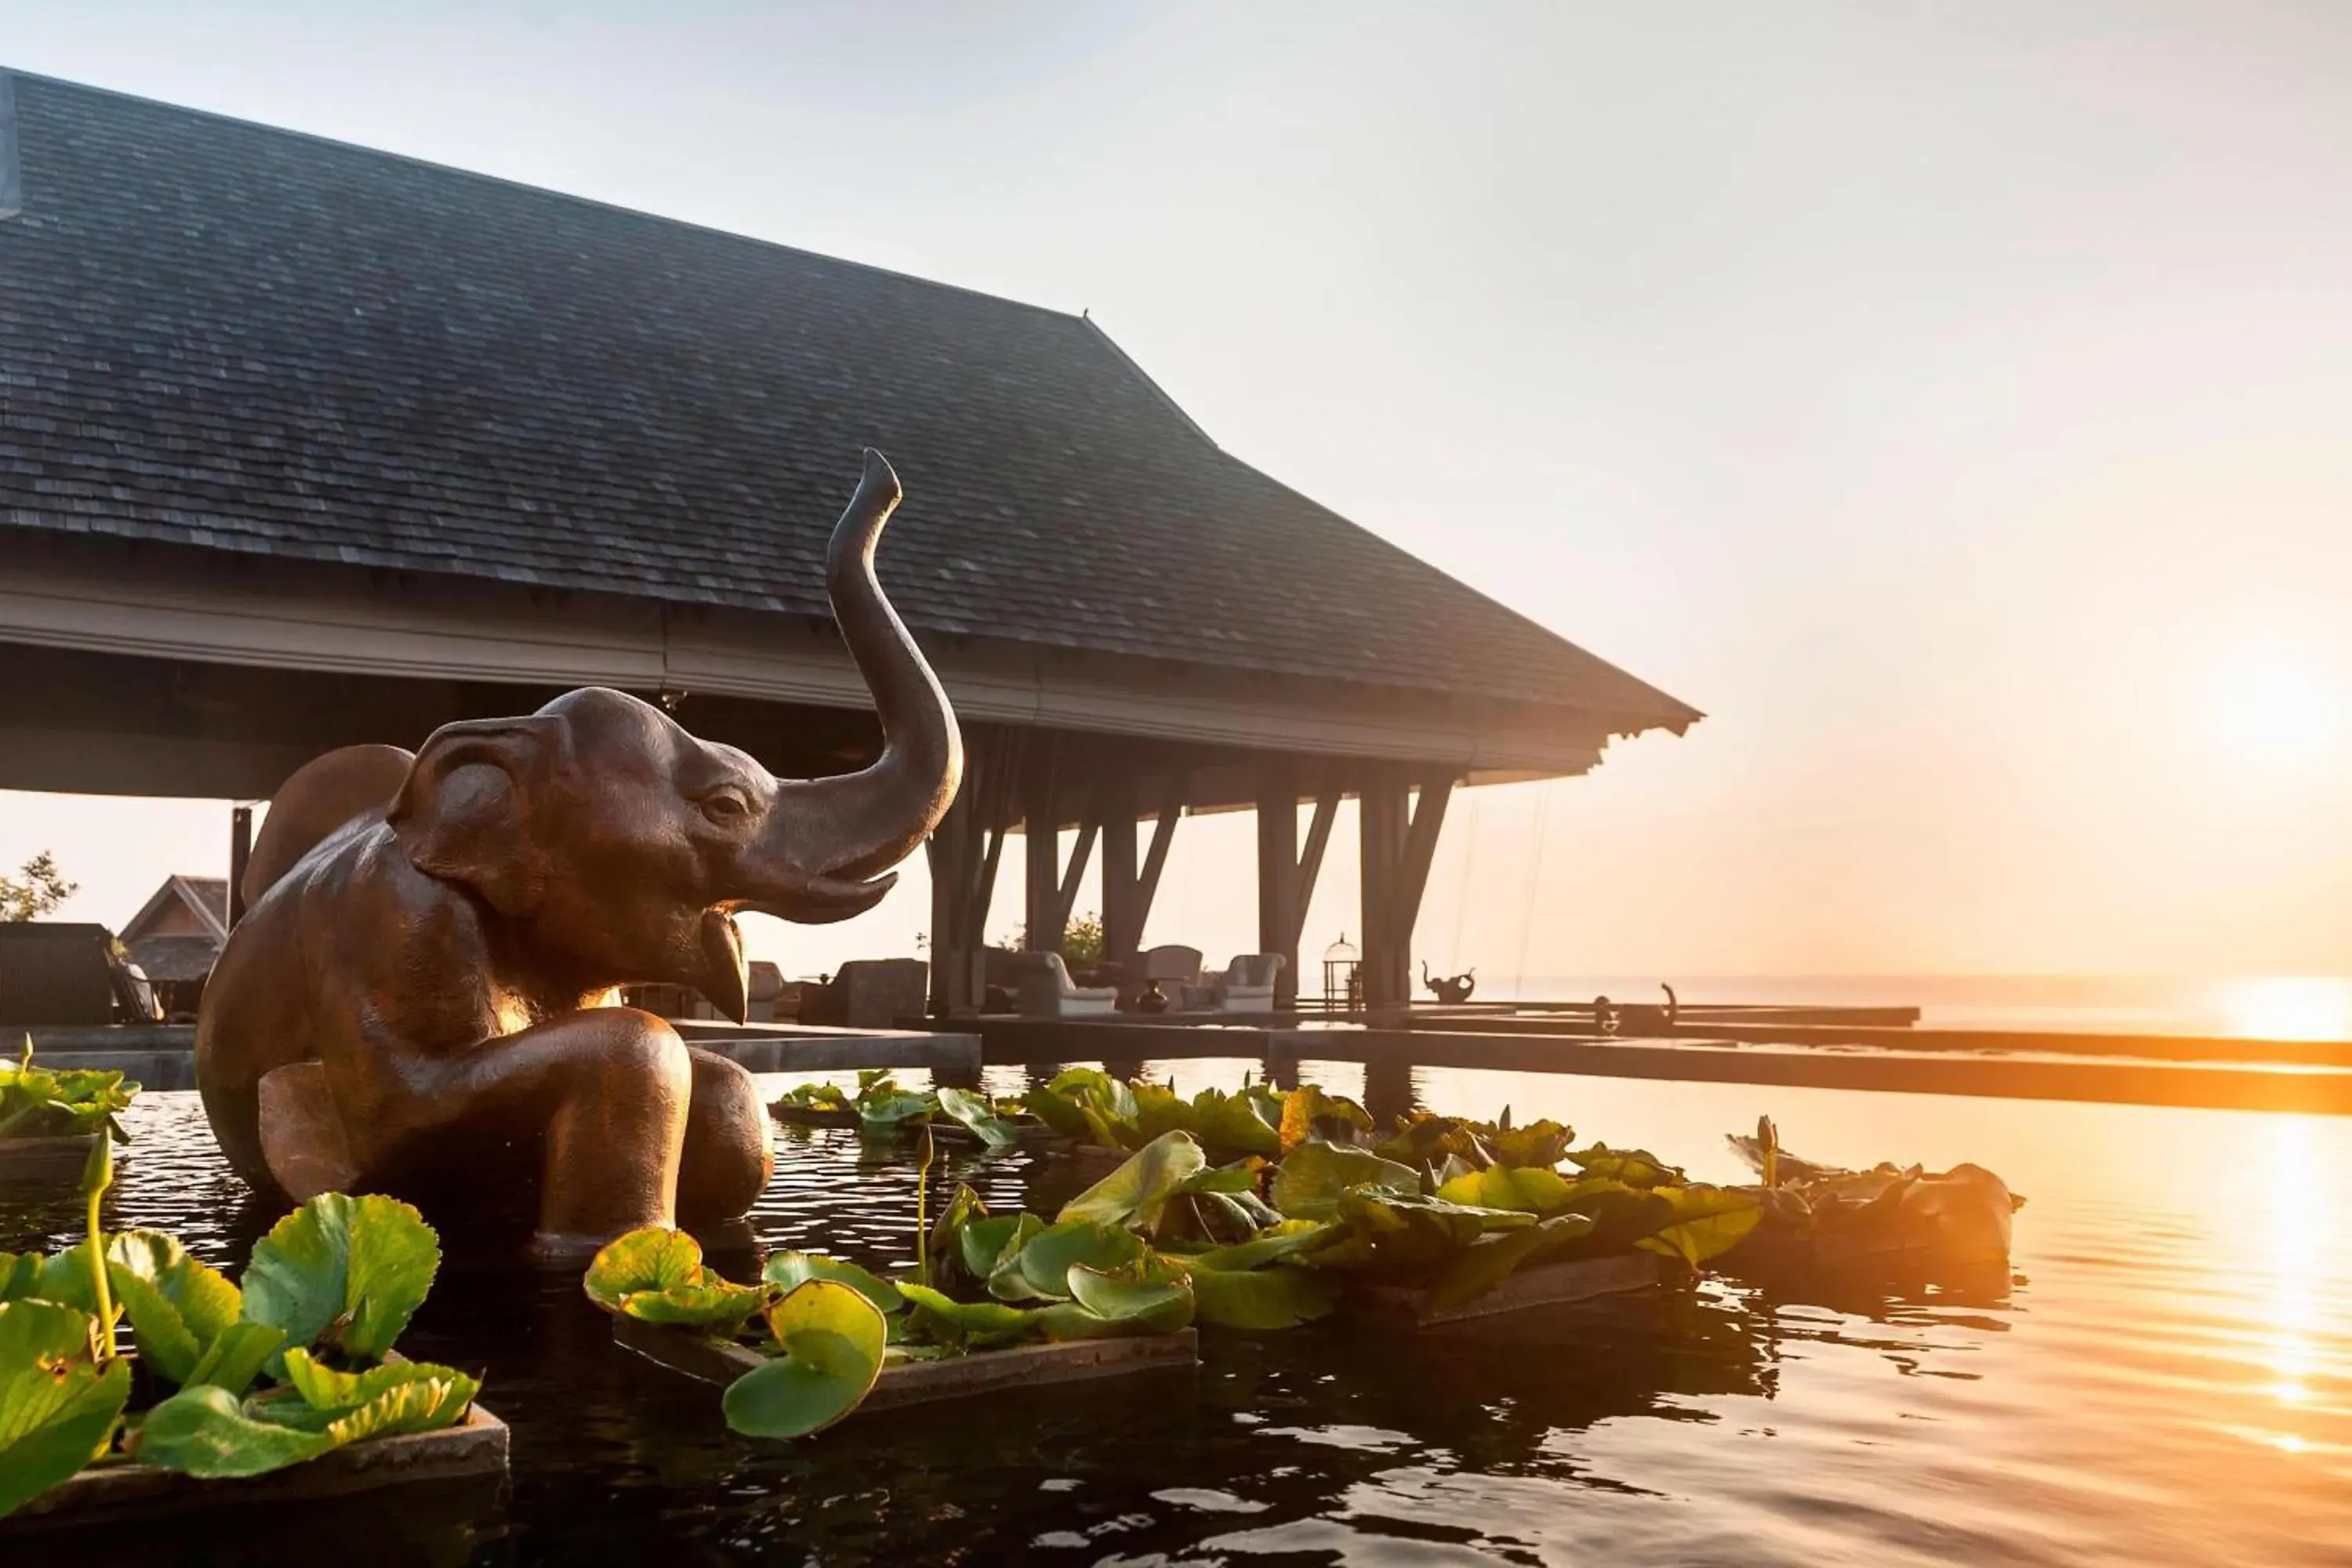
<box><xmin>125</xmin><ymin>932</ymin><xmax>221</xmax><ymax>984</ymax></box>
<box><xmin>121</xmin><ymin>875</ymin><xmax>228</xmax><ymax>946</ymax></box>
<box><xmin>0</xmin><ymin>71</ymin><xmax>1699</xmax><ymax>733</ymax></box>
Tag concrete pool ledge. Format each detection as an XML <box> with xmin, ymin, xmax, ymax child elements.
<box><xmin>14</xmin><ymin>1022</ymin><xmax>985</xmax><ymax>1091</ymax></box>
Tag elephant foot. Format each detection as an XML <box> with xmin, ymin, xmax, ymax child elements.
<box><xmin>677</xmin><ymin>1047</ymin><xmax>775</xmax><ymax>1223</ymax></box>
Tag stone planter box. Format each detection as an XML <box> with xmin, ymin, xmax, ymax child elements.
<box><xmin>615</xmin><ymin>1313</ymin><xmax>1196</xmax><ymax>1414</ymax></box>
<box><xmin>0</xmin><ymin>1132</ymin><xmax>103</xmax><ymax>1183</ymax></box>
<box><xmin>1349</xmin><ymin>1251</ymin><xmax>1668</xmax><ymax>1328</ymax></box>
<box><xmin>0</xmin><ymin>1403</ymin><xmax>509</xmax><ymax>1535</ymax></box>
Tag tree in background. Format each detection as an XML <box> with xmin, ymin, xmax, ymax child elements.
<box><xmin>992</xmin><ymin>909</ymin><xmax>1108</xmax><ymax>972</ymax></box>
<box><xmin>0</xmin><ymin>851</ymin><xmax>77</xmax><ymax>922</ymax></box>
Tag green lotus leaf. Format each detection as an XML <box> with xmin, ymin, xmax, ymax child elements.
<box><xmin>857</xmin><ymin>1087</ymin><xmax>935</xmax><ymax>1130</ymax></box>
<box><xmin>1632</xmin><ymin>1185</ymin><xmax>1762</xmax><ymax>1267</ymax></box>
<box><xmin>895</xmin><ymin>1282</ymin><xmax>1036</xmax><ymax>1349</ymax></box>
<box><xmin>1192</xmin><ymin>1086</ymin><xmax>1283</xmax><ymax>1160</ymax></box>
<box><xmin>961</xmin><ymin>1212</ymin><xmax>1042</xmax><ymax>1286</ymax></box>
<box><xmin>321</xmin><ymin>1374</ymin><xmax>478</xmax><ymax>1443</ymax></box>
<box><xmin>0</xmin><ymin>1252</ymin><xmax>42</xmax><ymax>1303</ymax></box>
<box><xmin>935</xmin><ymin>1087</ymin><xmax>1021</xmax><ymax>1149</ymax></box>
<box><xmin>1049</xmin><ymin>1067</ymin><xmax>1138</xmax><ymax>1123</ymax></box>
<box><xmin>1189</xmin><ymin>1220</ymin><xmax>1338</xmax><ymax>1272</ymax></box>
<box><xmin>1373</xmin><ymin>1112</ymin><xmax>1494</xmax><ymax>1169</ymax></box>
<box><xmin>1000</xmin><ymin>1219</ymin><xmax>1145</xmax><ymax>1302</ymax></box>
<box><xmin>1421</xmin><ymin>1213</ymin><xmax>1599</xmax><ymax>1311</ymax></box>
<box><xmin>725</xmin><ymin>1280</ymin><xmax>888</xmax><ymax>1437</ymax></box>
<box><xmin>924</xmin><ymin>1182</ymin><xmax>989</xmax><ymax>1291</ymax></box>
<box><xmin>1080</xmin><ymin>1105</ymin><xmax>1141</xmax><ymax>1152</ymax></box>
<box><xmin>100</xmin><ymin>1229</ymin><xmax>241</xmax><ymax>1387</ymax></box>
<box><xmin>0</xmin><ymin>1338</ymin><xmax>129</xmax><ymax>1517</ymax></box>
<box><xmin>1307</xmin><ymin>1190</ymin><xmax>1530</xmax><ymax>1277</ymax></box>
<box><xmin>762</xmin><ymin>1251</ymin><xmax>902</xmax><ymax>1314</ymax></box>
<box><xmin>281</xmin><ymin>1346</ymin><xmax>479</xmax><ymax>1417</ymax></box>
<box><xmin>1131</xmin><ymin>1081</ymin><xmax>1200</xmax><ymax>1143</ymax></box>
<box><xmin>583</xmin><ymin>1228</ymin><xmax>708</xmax><ymax>1312</ymax></box>
<box><xmin>0</xmin><ymin>1297</ymin><xmax>96</xmax><ymax>1366</ymax></box>
<box><xmin>1063</xmin><ymin>1262</ymin><xmax>1194</xmax><ymax>1334</ymax></box>
<box><xmin>241</xmin><ymin>1193</ymin><xmax>441</xmax><ymax>1369</ymax></box>
<box><xmin>1058</xmin><ymin>1131</ymin><xmax>1207</xmax><ymax>1232</ymax></box>
<box><xmin>1178</xmin><ymin>1258</ymin><xmax>1341</xmax><ymax>1329</ymax></box>
<box><xmin>1278</xmin><ymin>1085</ymin><xmax>1373</xmax><ymax>1151</ymax></box>
<box><xmin>1486</xmin><ymin>1118</ymin><xmax>1576</xmax><ymax>1170</ymax></box>
<box><xmin>1020</xmin><ymin>1083</ymin><xmax>1092</xmax><ymax>1141</ymax></box>
<box><xmin>620</xmin><ymin>1279</ymin><xmax>769</xmax><ymax>1330</ymax></box>
<box><xmin>1435</xmin><ymin>1163</ymin><xmax>1573</xmax><ymax>1215</ymax></box>
<box><xmin>132</xmin><ymin>1384</ymin><xmax>336</xmax><ymax>1479</ymax></box>
<box><xmin>1269</xmin><ymin>1143</ymin><xmax>1421</xmax><ymax>1221</ymax></box>
<box><xmin>1569</xmin><ymin>1144</ymin><xmax>1685</xmax><ymax>1188</ymax></box>
<box><xmin>181</xmin><ymin>1321</ymin><xmax>286</xmax><ymax>1396</ymax></box>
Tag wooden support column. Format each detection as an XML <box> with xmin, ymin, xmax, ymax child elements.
<box><xmin>227</xmin><ymin>804</ymin><xmax>253</xmax><ymax>927</ymax></box>
<box><xmin>927</xmin><ymin>726</ymin><xmax>1017</xmax><ymax>1014</ymax></box>
<box><xmin>1256</xmin><ymin>758</ymin><xmax>1298</xmax><ymax>1006</ymax></box>
<box><xmin>1258</xmin><ymin>760</ymin><xmax>1340</xmax><ymax>1011</ymax></box>
<box><xmin>1099</xmin><ymin>771</ymin><xmax>1139</xmax><ymax>968</ymax></box>
<box><xmin>1357</xmin><ymin>765</ymin><xmax>1454</xmax><ymax>1011</ymax></box>
<box><xmin>1024</xmin><ymin>757</ymin><xmax>1061</xmax><ymax>952</ymax></box>
<box><xmin>1358</xmin><ymin>766</ymin><xmax>1407</xmax><ymax>1010</ymax></box>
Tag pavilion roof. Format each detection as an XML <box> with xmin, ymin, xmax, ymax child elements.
<box><xmin>0</xmin><ymin>72</ymin><xmax>1699</xmax><ymax>735</ymax></box>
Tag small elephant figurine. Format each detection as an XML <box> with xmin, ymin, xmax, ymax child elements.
<box><xmin>194</xmin><ymin>452</ymin><xmax>960</xmax><ymax>1256</ymax></box>
<box><xmin>1421</xmin><ymin>960</ymin><xmax>1477</xmax><ymax>1006</ymax></box>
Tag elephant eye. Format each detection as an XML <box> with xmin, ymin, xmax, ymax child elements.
<box><xmin>702</xmin><ymin>789</ymin><xmax>751</xmax><ymax>823</ymax></box>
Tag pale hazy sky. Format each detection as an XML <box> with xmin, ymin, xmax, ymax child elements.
<box><xmin>4</xmin><ymin>2</ymin><xmax>2349</xmax><ymax>982</ymax></box>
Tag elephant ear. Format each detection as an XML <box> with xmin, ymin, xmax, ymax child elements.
<box><xmin>387</xmin><ymin>717</ymin><xmax>564</xmax><ymax>918</ymax></box>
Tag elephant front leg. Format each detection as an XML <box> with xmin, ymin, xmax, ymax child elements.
<box><xmin>422</xmin><ymin>1007</ymin><xmax>695</xmax><ymax>1256</ymax></box>
<box><xmin>677</xmin><ymin>1047</ymin><xmax>776</xmax><ymax>1224</ymax></box>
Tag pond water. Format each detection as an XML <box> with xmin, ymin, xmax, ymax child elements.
<box><xmin>6</xmin><ymin>1065</ymin><xmax>2348</xmax><ymax>1566</ymax></box>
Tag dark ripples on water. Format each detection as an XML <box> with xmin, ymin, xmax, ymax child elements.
<box><xmin>5</xmin><ymin>1064</ymin><xmax>2346</xmax><ymax>1566</ymax></box>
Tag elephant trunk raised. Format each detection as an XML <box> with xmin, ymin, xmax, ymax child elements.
<box><xmin>735</xmin><ymin>448</ymin><xmax>964</xmax><ymax>924</ymax></box>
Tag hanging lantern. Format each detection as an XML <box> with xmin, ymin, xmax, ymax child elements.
<box><xmin>1321</xmin><ymin>932</ymin><xmax>1362</xmax><ymax>1014</ymax></box>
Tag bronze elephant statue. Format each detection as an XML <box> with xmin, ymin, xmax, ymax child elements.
<box><xmin>194</xmin><ymin>451</ymin><xmax>960</xmax><ymax>1255</ymax></box>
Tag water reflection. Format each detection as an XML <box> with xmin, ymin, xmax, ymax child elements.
<box><xmin>4</xmin><ymin>1076</ymin><xmax>2349</xmax><ymax>1565</ymax></box>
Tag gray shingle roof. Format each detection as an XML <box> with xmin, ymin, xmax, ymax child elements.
<box><xmin>0</xmin><ymin>71</ymin><xmax>1698</xmax><ymax>728</ymax></box>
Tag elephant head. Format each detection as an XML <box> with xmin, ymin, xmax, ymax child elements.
<box><xmin>383</xmin><ymin>450</ymin><xmax>962</xmax><ymax>1021</ymax></box>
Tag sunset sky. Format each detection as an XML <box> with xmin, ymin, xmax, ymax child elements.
<box><xmin>5</xmin><ymin>2</ymin><xmax>2349</xmax><ymax>983</ymax></box>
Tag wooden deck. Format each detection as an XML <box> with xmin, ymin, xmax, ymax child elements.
<box><xmin>923</xmin><ymin>1014</ymin><xmax>2352</xmax><ymax>1116</ymax></box>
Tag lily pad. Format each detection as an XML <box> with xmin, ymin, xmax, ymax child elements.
<box><xmin>724</xmin><ymin>1279</ymin><xmax>887</xmax><ymax>1438</ymax></box>
<box><xmin>762</xmin><ymin>1251</ymin><xmax>902</xmax><ymax>1314</ymax></box>
<box><xmin>1269</xmin><ymin>1144</ymin><xmax>1421</xmax><ymax>1221</ymax></box>
<box><xmin>1569</xmin><ymin>1144</ymin><xmax>1685</xmax><ymax>1188</ymax></box>
<box><xmin>1058</xmin><ymin>1131</ymin><xmax>1207</xmax><ymax>1232</ymax></box>
<box><xmin>241</xmin><ymin>1192</ymin><xmax>441</xmax><ymax>1370</ymax></box>
<box><xmin>1632</xmin><ymin>1184</ymin><xmax>1762</xmax><ymax>1267</ymax></box>
<box><xmin>132</xmin><ymin>1383</ymin><xmax>337</xmax><ymax>1478</ymax></box>
<box><xmin>935</xmin><ymin>1087</ymin><xmax>1021</xmax><ymax>1149</ymax></box>
<box><xmin>1435</xmin><ymin>1163</ymin><xmax>1573</xmax><ymax>1215</ymax></box>
<box><xmin>584</xmin><ymin>1228</ymin><xmax>707</xmax><ymax>1308</ymax></box>
<box><xmin>997</xmin><ymin>1219</ymin><xmax>1145</xmax><ymax>1302</ymax></box>
<box><xmin>1278</xmin><ymin>1085</ymin><xmax>1372</xmax><ymax>1151</ymax></box>
<box><xmin>101</xmin><ymin>1229</ymin><xmax>241</xmax><ymax>1387</ymax></box>
<box><xmin>895</xmin><ymin>1282</ymin><xmax>1036</xmax><ymax>1349</ymax></box>
<box><xmin>1062</xmin><ymin>1263</ymin><xmax>1195</xmax><ymax>1334</ymax></box>
<box><xmin>1421</xmin><ymin>1213</ymin><xmax>1599</xmax><ymax>1310</ymax></box>
<box><xmin>1179</xmin><ymin>1258</ymin><xmax>1341</xmax><ymax>1329</ymax></box>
